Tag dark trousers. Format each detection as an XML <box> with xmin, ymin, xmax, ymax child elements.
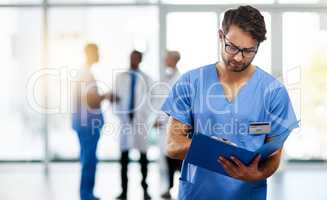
<box><xmin>120</xmin><ymin>150</ymin><xmax>149</xmax><ymax>195</ymax></box>
<box><xmin>166</xmin><ymin>156</ymin><xmax>182</xmax><ymax>189</ymax></box>
<box><xmin>77</xmin><ymin>130</ymin><xmax>100</xmax><ymax>200</ymax></box>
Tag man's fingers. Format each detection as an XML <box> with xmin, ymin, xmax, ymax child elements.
<box><xmin>230</xmin><ymin>156</ymin><xmax>245</xmax><ymax>169</ymax></box>
<box><xmin>218</xmin><ymin>157</ymin><xmax>238</xmax><ymax>176</ymax></box>
<box><xmin>219</xmin><ymin>159</ymin><xmax>235</xmax><ymax>176</ymax></box>
<box><xmin>268</xmin><ymin>149</ymin><xmax>281</xmax><ymax>157</ymax></box>
<box><xmin>251</xmin><ymin>155</ymin><xmax>261</xmax><ymax>167</ymax></box>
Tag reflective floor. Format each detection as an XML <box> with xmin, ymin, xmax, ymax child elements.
<box><xmin>0</xmin><ymin>163</ymin><xmax>327</xmax><ymax>200</ymax></box>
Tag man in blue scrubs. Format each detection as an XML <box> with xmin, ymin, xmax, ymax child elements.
<box><xmin>72</xmin><ymin>43</ymin><xmax>117</xmax><ymax>200</ymax></box>
<box><xmin>161</xmin><ymin>5</ymin><xmax>298</xmax><ymax>200</ymax></box>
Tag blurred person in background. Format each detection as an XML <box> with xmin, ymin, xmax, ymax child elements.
<box><xmin>72</xmin><ymin>43</ymin><xmax>117</xmax><ymax>200</ymax></box>
<box><xmin>152</xmin><ymin>51</ymin><xmax>182</xmax><ymax>199</ymax></box>
<box><xmin>113</xmin><ymin>50</ymin><xmax>153</xmax><ymax>200</ymax></box>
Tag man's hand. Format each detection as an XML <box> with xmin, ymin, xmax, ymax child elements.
<box><xmin>166</xmin><ymin>118</ymin><xmax>192</xmax><ymax>160</ymax></box>
<box><xmin>218</xmin><ymin>155</ymin><xmax>263</xmax><ymax>182</ymax></box>
<box><xmin>104</xmin><ymin>92</ymin><xmax>120</xmax><ymax>103</ymax></box>
<box><xmin>153</xmin><ymin>120</ymin><xmax>164</xmax><ymax>129</ymax></box>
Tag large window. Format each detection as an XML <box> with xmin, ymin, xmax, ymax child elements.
<box><xmin>0</xmin><ymin>2</ymin><xmax>326</xmax><ymax>163</ymax></box>
<box><xmin>47</xmin><ymin>7</ymin><xmax>159</xmax><ymax>160</ymax></box>
<box><xmin>166</xmin><ymin>12</ymin><xmax>218</xmax><ymax>73</ymax></box>
<box><xmin>0</xmin><ymin>8</ymin><xmax>43</xmax><ymax>160</ymax></box>
<box><xmin>283</xmin><ymin>12</ymin><xmax>327</xmax><ymax>160</ymax></box>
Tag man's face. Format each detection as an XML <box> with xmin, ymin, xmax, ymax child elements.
<box><xmin>130</xmin><ymin>52</ymin><xmax>142</xmax><ymax>70</ymax></box>
<box><xmin>86</xmin><ymin>46</ymin><xmax>99</xmax><ymax>64</ymax></box>
<box><xmin>92</xmin><ymin>50</ymin><xmax>99</xmax><ymax>63</ymax></box>
<box><xmin>219</xmin><ymin>25</ymin><xmax>258</xmax><ymax>72</ymax></box>
<box><xmin>165</xmin><ymin>54</ymin><xmax>176</xmax><ymax>68</ymax></box>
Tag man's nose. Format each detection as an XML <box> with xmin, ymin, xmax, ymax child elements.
<box><xmin>233</xmin><ymin>51</ymin><xmax>243</xmax><ymax>62</ymax></box>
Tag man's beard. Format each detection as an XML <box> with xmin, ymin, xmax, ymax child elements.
<box><xmin>222</xmin><ymin>55</ymin><xmax>252</xmax><ymax>72</ymax></box>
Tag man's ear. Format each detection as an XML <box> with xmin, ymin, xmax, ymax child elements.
<box><xmin>218</xmin><ymin>29</ymin><xmax>224</xmax><ymax>40</ymax></box>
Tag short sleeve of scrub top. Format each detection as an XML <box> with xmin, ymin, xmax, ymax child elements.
<box><xmin>266</xmin><ymin>85</ymin><xmax>299</xmax><ymax>140</ymax></box>
<box><xmin>161</xmin><ymin>72</ymin><xmax>194</xmax><ymax>127</ymax></box>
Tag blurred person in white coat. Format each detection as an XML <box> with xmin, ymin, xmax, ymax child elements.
<box><xmin>113</xmin><ymin>50</ymin><xmax>153</xmax><ymax>200</ymax></box>
<box><xmin>152</xmin><ymin>51</ymin><xmax>182</xmax><ymax>199</ymax></box>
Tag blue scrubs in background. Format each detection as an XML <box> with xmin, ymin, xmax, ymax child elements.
<box><xmin>161</xmin><ymin>63</ymin><xmax>299</xmax><ymax>200</ymax></box>
<box><xmin>72</xmin><ymin>78</ymin><xmax>104</xmax><ymax>200</ymax></box>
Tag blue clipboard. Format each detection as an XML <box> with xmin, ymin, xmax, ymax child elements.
<box><xmin>184</xmin><ymin>133</ymin><xmax>289</xmax><ymax>177</ymax></box>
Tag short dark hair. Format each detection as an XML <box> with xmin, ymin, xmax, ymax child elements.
<box><xmin>222</xmin><ymin>5</ymin><xmax>267</xmax><ymax>43</ymax></box>
<box><xmin>131</xmin><ymin>50</ymin><xmax>143</xmax><ymax>60</ymax></box>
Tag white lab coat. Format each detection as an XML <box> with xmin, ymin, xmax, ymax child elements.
<box><xmin>153</xmin><ymin>68</ymin><xmax>180</xmax><ymax>152</ymax></box>
<box><xmin>151</xmin><ymin>68</ymin><xmax>180</xmax><ymax>191</ymax></box>
<box><xmin>113</xmin><ymin>70</ymin><xmax>153</xmax><ymax>152</ymax></box>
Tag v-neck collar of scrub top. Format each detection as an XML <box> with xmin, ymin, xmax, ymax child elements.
<box><xmin>213</xmin><ymin>62</ymin><xmax>259</xmax><ymax>105</ymax></box>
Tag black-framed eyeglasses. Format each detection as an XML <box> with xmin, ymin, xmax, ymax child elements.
<box><xmin>223</xmin><ymin>34</ymin><xmax>258</xmax><ymax>58</ymax></box>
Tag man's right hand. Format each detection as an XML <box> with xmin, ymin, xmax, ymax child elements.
<box><xmin>104</xmin><ymin>93</ymin><xmax>120</xmax><ymax>103</ymax></box>
<box><xmin>153</xmin><ymin>120</ymin><xmax>164</xmax><ymax>129</ymax></box>
<box><xmin>166</xmin><ymin>117</ymin><xmax>192</xmax><ymax>160</ymax></box>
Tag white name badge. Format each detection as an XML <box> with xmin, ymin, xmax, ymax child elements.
<box><xmin>249</xmin><ymin>122</ymin><xmax>271</xmax><ymax>135</ymax></box>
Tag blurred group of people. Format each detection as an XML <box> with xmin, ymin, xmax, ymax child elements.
<box><xmin>72</xmin><ymin>43</ymin><xmax>182</xmax><ymax>200</ymax></box>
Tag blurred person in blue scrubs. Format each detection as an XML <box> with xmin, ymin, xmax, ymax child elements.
<box><xmin>72</xmin><ymin>43</ymin><xmax>117</xmax><ymax>200</ymax></box>
<box><xmin>161</xmin><ymin>5</ymin><xmax>299</xmax><ymax>200</ymax></box>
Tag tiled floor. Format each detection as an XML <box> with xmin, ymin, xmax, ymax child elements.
<box><xmin>0</xmin><ymin>163</ymin><xmax>327</xmax><ymax>200</ymax></box>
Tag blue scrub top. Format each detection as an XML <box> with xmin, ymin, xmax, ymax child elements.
<box><xmin>161</xmin><ymin>63</ymin><xmax>299</xmax><ymax>200</ymax></box>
